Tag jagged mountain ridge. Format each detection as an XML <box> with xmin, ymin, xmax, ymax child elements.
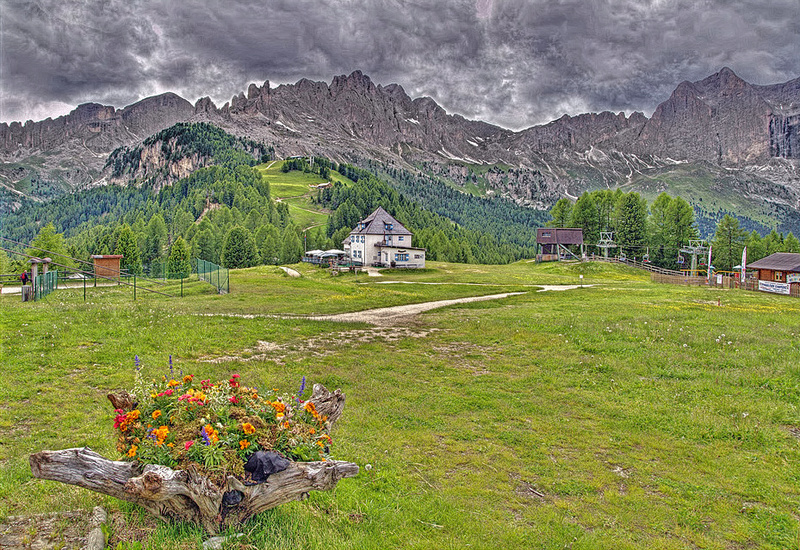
<box><xmin>2</xmin><ymin>68</ymin><xmax>800</xmax><ymax>221</ymax></box>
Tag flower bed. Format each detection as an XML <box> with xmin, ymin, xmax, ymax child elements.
<box><xmin>114</xmin><ymin>357</ymin><xmax>332</xmax><ymax>482</ymax></box>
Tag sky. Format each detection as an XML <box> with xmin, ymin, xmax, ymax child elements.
<box><xmin>2</xmin><ymin>0</ymin><xmax>800</xmax><ymax>130</ymax></box>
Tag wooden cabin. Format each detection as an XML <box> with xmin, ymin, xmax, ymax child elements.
<box><xmin>536</xmin><ymin>228</ymin><xmax>584</xmax><ymax>262</ymax></box>
<box><xmin>747</xmin><ymin>252</ymin><xmax>800</xmax><ymax>295</ymax></box>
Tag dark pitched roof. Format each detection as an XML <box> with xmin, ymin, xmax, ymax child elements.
<box><xmin>350</xmin><ymin>207</ymin><xmax>412</xmax><ymax>236</ymax></box>
<box><xmin>536</xmin><ymin>228</ymin><xmax>584</xmax><ymax>245</ymax></box>
<box><xmin>747</xmin><ymin>252</ymin><xmax>800</xmax><ymax>271</ymax></box>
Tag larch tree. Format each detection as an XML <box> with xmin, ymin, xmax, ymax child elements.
<box><xmin>711</xmin><ymin>215</ymin><xmax>747</xmax><ymax>271</ymax></box>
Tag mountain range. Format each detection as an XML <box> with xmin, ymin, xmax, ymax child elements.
<box><xmin>2</xmin><ymin>67</ymin><xmax>800</xmax><ymax>233</ymax></box>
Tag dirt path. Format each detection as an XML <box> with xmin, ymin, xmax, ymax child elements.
<box><xmin>278</xmin><ymin>266</ymin><xmax>301</xmax><ymax>278</ymax></box>
<box><xmin>306</xmin><ymin>291</ymin><xmax>527</xmax><ymax>326</ymax></box>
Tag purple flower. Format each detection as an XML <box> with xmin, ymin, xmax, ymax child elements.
<box><xmin>169</xmin><ymin>355</ymin><xmax>174</xmax><ymax>376</ymax></box>
<box><xmin>201</xmin><ymin>425</ymin><xmax>211</xmax><ymax>446</ymax></box>
<box><xmin>296</xmin><ymin>376</ymin><xmax>306</xmax><ymax>402</ymax></box>
<box><xmin>134</xmin><ymin>355</ymin><xmax>141</xmax><ymax>371</ymax></box>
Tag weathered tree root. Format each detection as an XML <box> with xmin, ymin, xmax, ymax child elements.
<box><xmin>30</xmin><ymin>448</ymin><xmax>358</xmax><ymax>534</ymax></box>
<box><xmin>30</xmin><ymin>384</ymin><xmax>358</xmax><ymax>534</ymax></box>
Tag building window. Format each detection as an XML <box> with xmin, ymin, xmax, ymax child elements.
<box><xmin>398</xmin><ymin>236</ymin><xmax>404</xmax><ymax>241</ymax></box>
<box><xmin>775</xmin><ymin>271</ymin><xmax>784</xmax><ymax>281</ymax></box>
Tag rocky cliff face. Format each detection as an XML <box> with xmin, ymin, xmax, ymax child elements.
<box><xmin>3</xmin><ymin>68</ymin><xmax>800</xmax><ymax>215</ymax></box>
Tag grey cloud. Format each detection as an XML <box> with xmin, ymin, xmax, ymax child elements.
<box><xmin>2</xmin><ymin>0</ymin><xmax>800</xmax><ymax>130</ymax></box>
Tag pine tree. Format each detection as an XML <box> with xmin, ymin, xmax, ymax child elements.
<box><xmin>613</xmin><ymin>193</ymin><xmax>647</xmax><ymax>256</ymax></box>
<box><xmin>280</xmin><ymin>226</ymin><xmax>303</xmax><ymax>264</ymax></box>
<box><xmin>167</xmin><ymin>236</ymin><xmax>192</xmax><ymax>278</ymax></box>
<box><xmin>712</xmin><ymin>215</ymin><xmax>747</xmax><ymax>271</ymax></box>
<box><xmin>570</xmin><ymin>193</ymin><xmax>600</xmax><ymax>245</ymax></box>
<box><xmin>221</xmin><ymin>226</ymin><xmax>258</xmax><ymax>269</ymax></box>
<box><xmin>115</xmin><ymin>224</ymin><xmax>142</xmax><ymax>275</ymax></box>
<box><xmin>548</xmin><ymin>198</ymin><xmax>573</xmax><ymax>228</ymax></box>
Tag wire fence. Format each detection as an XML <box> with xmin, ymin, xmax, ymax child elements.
<box><xmin>196</xmin><ymin>259</ymin><xmax>229</xmax><ymax>294</ymax></box>
<box><xmin>34</xmin><ymin>270</ymin><xmax>58</xmax><ymax>301</ymax></box>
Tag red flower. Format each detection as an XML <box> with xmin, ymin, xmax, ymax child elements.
<box><xmin>185</xmin><ymin>440</ymin><xmax>194</xmax><ymax>451</ymax></box>
<box><xmin>229</xmin><ymin>395</ymin><xmax>239</xmax><ymax>404</ymax></box>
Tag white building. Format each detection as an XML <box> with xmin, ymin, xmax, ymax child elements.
<box><xmin>344</xmin><ymin>207</ymin><xmax>426</xmax><ymax>268</ymax></box>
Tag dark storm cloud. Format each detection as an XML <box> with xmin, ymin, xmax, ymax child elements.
<box><xmin>2</xmin><ymin>0</ymin><xmax>800</xmax><ymax>129</ymax></box>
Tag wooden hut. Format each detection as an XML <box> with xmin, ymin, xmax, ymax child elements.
<box><xmin>92</xmin><ymin>254</ymin><xmax>123</xmax><ymax>281</ymax></box>
<box><xmin>747</xmin><ymin>252</ymin><xmax>800</xmax><ymax>295</ymax></box>
<box><xmin>536</xmin><ymin>228</ymin><xmax>584</xmax><ymax>262</ymax></box>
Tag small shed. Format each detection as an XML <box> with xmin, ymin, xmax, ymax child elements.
<box><xmin>747</xmin><ymin>252</ymin><xmax>800</xmax><ymax>295</ymax></box>
<box><xmin>536</xmin><ymin>228</ymin><xmax>584</xmax><ymax>262</ymax></box>
<box><xmin>92</xmin><ymin>254</ymin><xmax>123</xmax><ymax>281</ymax></box>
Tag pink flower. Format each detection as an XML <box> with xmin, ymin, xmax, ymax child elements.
<box><xmin>229</xmin><ymin>395</ymin><xmax>239</xmax><ymax>404</ymax></box>
<box><xmin>185</xmin><ymin>440</ymin><xmax>194</xmax><ymax>450</ymax></box>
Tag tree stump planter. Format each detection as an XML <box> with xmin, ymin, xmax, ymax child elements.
<box><xmin>29</xmin><ymin>384</ymin><xmax>358</xmax><ymax>534</ymax></box>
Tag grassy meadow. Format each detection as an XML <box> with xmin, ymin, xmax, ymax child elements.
<box><xmin>255</xmin><ymin>161</ymin><xmax>335</xmax><ymax>231</ymax></box>
<box><xmin>1</xmin><ymin>260</ymin><xmax>799</xmax><ymax>549</ymax></box>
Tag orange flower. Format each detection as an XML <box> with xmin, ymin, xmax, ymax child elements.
<box><xmin>153</xmin><ymin>425</ymin><xmax>170</xmax><ymax>446</ymax></box>
<box><xmin>167</xmin><ymin>379</ymin><xmax>181</xmax><ymax>387</ymax></box>
<box><xmin>309</xmin><ymin>428</ymin><xmax>316</xmax><ymax>435</ymax></box>
<box><xmin>127</xmin><ymin>445</ymin><xmax>138</xmax><ymax>458</ymax></box>
<box><xmin>239</xmin><ymin>440</ymin><xmax>250</xmax><ymax>450</ymax></box>
<box><xmin>152</xmin><ymin>410</ymin><xmax>162</xmax><ymax>420</ymax></box>
<box><xmin>182</xmin><ymin>374</ymin><xmax>193</xmax><ymax>384</ymax></box>
<box><xmin>242</xmin><ymin>423</ymin><xmax>256</xmax><ymax>435</ymax></box>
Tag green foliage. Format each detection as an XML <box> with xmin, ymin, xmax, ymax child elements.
<box><xmin>221</xmin><ymin>226</ymin><xmax>259</xmax><ymax>269</ymax></box>
<box><xmin>319</xmin><ymin>163</ymin><xmax>534</xmax><ymax>264</ymax></box>
<box><xmin>166</xmin><ymin>237</ymin><xmax>192</xmax><ymax>278</ymax></box>
<box><xmin>548</xmin><ymin>198</ymin><xmax>573</xmax><ymax>228</ymax></box>
<box><xmin>712</xmin><ymin>214</ymin><xmax>747</xmax><ymax>271</ymax></box>
<box><xmin>649</xmin><ymin>193</ymin><xmax>699</xmax><ymax>268</ymax></box>
<box><xmin>569</xmin><ymin>193</ymin><xmax>600</xmax><ymax>243</ymax></box>
<box><xmin>26</xmin><ymin>223</ymin><xmax>75</xmax><ymax>269</ymax></box>
<box><xmin>143</xmin><ymin>214</ymin><xmax>168</xmax><ymax>265</ymax></box>
<box><xmin>115</xmin><ymin>224</ymin><xmax>142</xmax><ymax>275</ymax></box>
<box><xmin>613</xmin><ymin>192</ymin><xmax>647</xmax><ymax>255</ymax></box>
<box><xmin>106</xmin><ymin>122</ymin><xmax>274</xmax><ymax>178</ymax></box>
<box><xmin>0</xmin><ymin>248</ymin><xmax>10</xmax><ymax>274</ymax></box>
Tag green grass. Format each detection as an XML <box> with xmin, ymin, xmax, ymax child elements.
<box><xmin>254</xmin><ymin>161</ymin><xmax>346</xmax><ymax>230</ymax></box>
<box><xmin>256</xmin><ymin>161</ymin><xmax>348</xmax><ymax>199</ymax></box>
<box><xmin>1</xmin><ymin>261</ymin><xmax>799</xmax><ymax>549</ymax></box>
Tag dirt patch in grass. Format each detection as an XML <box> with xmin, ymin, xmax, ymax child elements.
<box><xmin>199</xmin><ymin>327</ymin><xmax>443</xmax><ymax>365</ymax></box>
<box><xmin>0</xmin><ymin>510</ymin><xmax>90</xmax><ymax>550</ymax></box>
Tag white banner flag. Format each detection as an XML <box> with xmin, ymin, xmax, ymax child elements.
<box><xmin>741</xmin><ymin>246</ymin><xmax>747</xmax><ymax>280</ymax></box>
<box><xmin>707</xmin><ymin>245</ymin><xmax>713</xmax><ymax>281</ymax></box>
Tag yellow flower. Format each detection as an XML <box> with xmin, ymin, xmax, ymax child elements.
<box><xmin>152</xmin><ymin>410</ymin><xmax>162</xmax><ymax>420</ymax></box>
<box><xmin>127</xmin><ymin>445</ymin><xmax>138</xmax><ymax>458</ymax></box>
<box><xmin>239</xmin><ymin>440</ymin><xmax>250</xmax><ymax>450</ymax></box>
<box><xmin>276</xmin><ymin>412</ymin><xmax>285</xmax><ymax>421</ymax></box>
<box><xmin>242</xmin><ymin>423</ymin><xmax>256</xmax><ymax>435</ymax></box>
